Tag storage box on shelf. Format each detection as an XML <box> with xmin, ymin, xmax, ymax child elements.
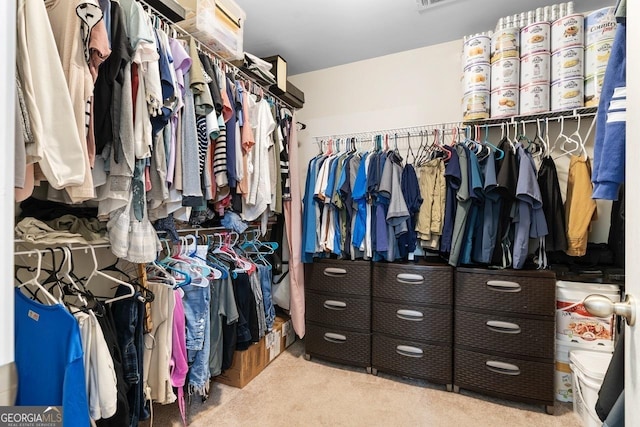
<box><xmin>453</xmin><ymin>268</ymin><xmax>557</xmax><ymax>414</ymax></box>
<box><xmin>371</xmin><ymin>263</ymin><xmax>454</xmax><ymax>388</ymax></box>
<box><xmin>304</xmin><ymin>259</ymin><xmax>372</xmax><ymax>369</ymax></box>
<box><xmin>176</xmin><ymin>0</ymin><xmax>245</xmax><ymax>61</ymax></box>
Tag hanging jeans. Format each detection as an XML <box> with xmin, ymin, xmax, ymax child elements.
<box><xmin>257</xmin><ymin>265</ymin><xmax>276</xmax><ymax>330</ymax></box>
<box><xmin>111</xmin><ymin>287</ymin><xmax>149</xmax><ymax>427</ymax></box>
<box><xmin>182</xmin><ymin>280</ymin><xmax>211</xmax><ymax>397</ymax></box>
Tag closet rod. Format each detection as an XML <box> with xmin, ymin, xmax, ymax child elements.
<box><xmin>136</xmin><ymin>0</ymin><xmax>296</xmax><ymax>111</ymax></box>
<box><xmin>313</xmin><ymin>120</ymin><xmax>463</xmax><ymax>142</ymax></box>
<box><xmin>14</xmin><ymin>243</ymin><xmax>112</xmax><ymax>257</ymax></box>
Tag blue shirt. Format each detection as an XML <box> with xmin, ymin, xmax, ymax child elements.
<box><xmin>351</xmin><ymin>153</ymin><xmax>370</xmax><ymax>249</ymax></box>
<box><xmin>15</xmin><ymin>290</ymin><xmax>89</xmax><ymax>427</ymax></box>
<box><xmin>302</xmin><ymin>157</ymin><xmax>320</xmax><ymax>262</ymax></box>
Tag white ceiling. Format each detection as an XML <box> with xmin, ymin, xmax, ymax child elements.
<box><xmin>235</xmin><ymin>0</ymin><xmax>607</xmax><ymax>75</ymax></box>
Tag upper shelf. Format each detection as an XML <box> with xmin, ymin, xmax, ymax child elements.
<box><xmin>463</xmin><ymin>107</ymin><xmax>598</xmax><ymax>126</ymax></box>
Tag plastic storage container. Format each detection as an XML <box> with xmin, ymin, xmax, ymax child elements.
<box><xmin>556</xmin><ymin>281</ymin><xmax>620</xmax><ymax>345</ymax></box>
<box><xmin>555</xmin><ymin>339</ymin><xmax>612</xmax><ymax>402</ymax></box>
<box><xmin>176</xmin><ymin>0</ymin><xmax>246</xmax><ymax>60</ymax></box>
<box><xmin>570</xmin><ymin>350</ymin><xmax>613</xmax><ymax>427</ymax></box>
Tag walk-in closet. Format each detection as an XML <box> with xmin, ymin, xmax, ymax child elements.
<box><xmin>2</xmin><ymin>0</ymin><xmax>637</xmax><ymax>426</ymax></box>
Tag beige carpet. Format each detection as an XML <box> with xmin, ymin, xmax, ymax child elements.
<box><xmin>142</xmin><ymin>340</ymin><xmax>581</xmax><ymax>427</ymax></box>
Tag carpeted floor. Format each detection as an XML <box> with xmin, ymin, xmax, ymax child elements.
<box><xmin>142</xmin><ymin>340</ymin><xmax>581</xmax><ymax>427</ymax></box>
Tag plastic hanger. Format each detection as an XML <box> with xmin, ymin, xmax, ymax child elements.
<box><xmin>16</xmin><ymin>249</ymin><xmax>60</xmax><ymax>305</ymax></box>
<box><xmin>550</xmin><ymin>116</ymin><xmax>568</xmax><ymax>155</ymax></box>
<box><xmin>85</xmin><ymin>245</ymin><xmax>144</xmax><ymax>304</ymax></box>
<box><xmin>484</xmin><ymin>124</ymin><xmax>504</xmax><ymax>160</ymax></box>
<box><xmin>561</xmin><ymin>115</ymin><xmax>584</xmax><ymax>157</ymax></box>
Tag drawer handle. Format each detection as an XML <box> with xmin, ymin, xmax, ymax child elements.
<box><xmin>396</xmin><ymin>309</ymin><xmax>424</xmax><ymax>321</ymax></box>
<box><xmin>486</xmin><ymin>280</ymin><xmax>521</xmax><ymax>293</ymax></box>
<box><xmin>486</xmin><ymin>320</ymin><xmax>521</xmax><ymax>334</ymax></box>
<box><xmin>324</xmin><ymin>267</ymin><xmax>347</xmax><ymax>277</ymax></box>
<box><xmin>323</xmin><ymin>300</ymin><xmax>347</xmax><ymax>310</ymax></box>
<box><xmin>485</xmin><ymin>361</ymin><xmax>521</xmax><ymax>376</ymax></box>
<box><xmin>323</xmin><ymin>333</ymin><xmax>347</xmax><ymax>344</ymax></box>
<box><xmin>396</xmin><ymin>345</ymin><xmax>424</xmax><ymax>358</ymax></box>
<box><xmin>396</xmin><ymin>273</ymin><xmax>424</xmax><ymax>284</ymax></box>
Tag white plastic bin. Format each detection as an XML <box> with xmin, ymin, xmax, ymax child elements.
<box><xmin>569</xmin><ymin>350</ymin><xmax>613</xmax><ymax>427</ymax></box>
<box><xmin>556</xmin><ymin>281</ymin><xmax>620</xmax><ymax>345</ymax></box>
<box><xmin>555</xmin><ymin>339</ymin><xmax>612</xmax><ymax>402</ymax></box>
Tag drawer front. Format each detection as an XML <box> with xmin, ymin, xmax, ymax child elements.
<box><xmin>305</xmin><ymin>322</ymin><xmax>371</xmax><ymax>367</ymax></box>
<box><xmin>455</xmin><ymin>271</ymin><xmax>556</xmax><ymax>316</ymax></box>
<box><xmin>305</xmin><ymin>260</ymin><xmax>371</xmax><ymax>296</ymax></box>
<box><xmin>372</xmin><ymin>334</ymin><xmax>452</xmax><ymax>384</ymax></box>
<box><xmin>306</xmin><ymin>291</ymin><xmax>371</xmax><ymax>331</ymax></box>
<box><xmin>455</xmin><ymin>310</ymin><xmax>554</xmax><ymax>359</ymax></box>
<box><xmin>454</xmin><ymin>349</ymin><xmax>554</xmax><ymax>403</ymax></box>
<box><xmin>372</xmin><ymin>263</ymin><xmax>453</xmax><ymax>305</ymax></box>
<box><xmin>372</xmin><ymin>300</ymin><xmax>452</xmax><ymax>343</ymax></box>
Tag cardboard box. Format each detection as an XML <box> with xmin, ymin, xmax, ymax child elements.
<box><xmin>215</xmin><ymin>315</ymin><xmax>296</xmax><ymax>388</ymax></box>
<box><xmin>262</xmin><ymin>55</ymin><xmax>288</xmax><ymax>95</ymax></box>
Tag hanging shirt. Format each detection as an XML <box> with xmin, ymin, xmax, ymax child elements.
<box><xmin>448</xmin><ymin>145</ymin><xmax>471</xmax><ymax>267</ymax></box>
<box><xmin>351</xmin><ymin>152</ymin><xmax>370</xmax><ymax>250</ymax></box>
<box><xmin>439</xmin><ymin>149</ymin><xmax>461</xmax><ymax>254</ymax></box>
<box><xmin>513</xmin><ymin>145</ymin><xmax>548</xmax><ymax>269</ymax></box>
<box><xmin>397</xmin><ymin>164</ymin><xmax>423</xmax><ymax>258</ymax></box>
<box><xmin>302</xmin><ymin>157</ymin><xmax>321</xmax><ymax>262</ymax></box>
<box><xmin>490</xmin><ymin>137</ymin><xmax>518</xmax><ymax>267</ymax></box>
<box><xmin>15</xmin><ymin>289</ymin><xmax>90</xmax><ymax>427</ymax></box>
<box><xmin>537</xmin><ymin>156</ymin><xmax>568</xmax><ymax>252</ymax></box>
<box><xmin>460</xmin><ymin>149</ymin><xmax>484</xmax><ymax>265</ymax></box>
<box><xmin>475</xmin><ymin>152</ymin><xmax>501</xmax><ymax>264</ymax></box>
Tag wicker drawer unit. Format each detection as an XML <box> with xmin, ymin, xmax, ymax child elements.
<box><xmin>304</xmin><ymin>259</ymin><xmax>372</xmax><ymax>368</ymax></box>
<box><xmin>372</xmin><ymin>334</ymin><xmax>452</xmax><ymax>384</ymax></box>
<box><xmin>454</xmin><ymin>348</ymin><xmax>554</xmax><ymax>404</ymax></box>
<box><xmin>371</xmin><ymin>263</ymin><xmax>454</xmax><ymax>387</ymax></box>
<box><xmin>453</xmin><ymin>268</ymin><xmax>556</xmax><ymax>414</ymax></box>
<box><xmin>372</xmin><ymin>300</ymin><xmax>452</xmax><ymax>344</ymax></box>
<box><xmin>305</xmin><ymin>322</ymin><xmax>371</xmax><ymax>367</ymax></box>
<box><xmin>305</xmin><ymin>259</ymin><xmax>371</xmax><ymax>296</ymax></box>
<box><xmin>372</xmin><ymin>262</ymin><xmax>453</xmax><ymax>305</ymax></box>
<box><xmin>306</xmin><ymin>290</ymin><xmax>371</xmax><ymax>331</ymax></box>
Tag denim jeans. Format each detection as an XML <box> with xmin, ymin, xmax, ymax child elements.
<box><xmin>111</xmin><ymin>287</ymin><xmax>149</xmax><ymax>426</ymax></box>
<box><xmin>257</xmin><ymin>265</ymin><xmax>276</xmax><ymax>330</ymax></box>
<box><xmin>182</xmin><ymin>278</ymin><xmax>211</xmax><ymax>396</ymax></box>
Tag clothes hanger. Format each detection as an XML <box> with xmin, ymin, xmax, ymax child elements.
<box><xmin>550</xmin><ymin>116</ymin><xmax>567</xmax><ymax>155</ymax></box>
<box><xmin>581</xmin><ymin>116</ymin><xmax>597</xmax><ymax>161</ymax></box>
<box><xmin>16</xmin><ymin>249</ymin><xmax>60</xmax><ymax>305</ymax></box>
<box><xmin>560</xmin><ymin>115</ymin><xmax>584</xmax><ymax>157</ymax></box>
<box><xmin>85</xmin><ymin>245</ymin><xmax>144</xmax><ymax>304</ymax></box>
<box><xmin>484</xmin><ymin>123</ymin><xmax>504</xmax><ymax>160</ymax></box>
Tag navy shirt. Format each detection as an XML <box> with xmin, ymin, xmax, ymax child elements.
<box><xmin>440</xmin><ymin>148</ymin><xmax>461</xmax><ymax>254</ymax></box>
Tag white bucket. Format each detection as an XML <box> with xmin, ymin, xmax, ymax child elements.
<box><xmin>585</xmin><ymin>7</ymin><xmax>617</xmax><ymax>47</ymax></box>
<box><xmin>520</xmin><ymin>82</ymin><xmax>550</xmax><ymax>115</ymax></box>
<box><xmin>491</xmin><ymin>57</ymin><xmax>520</xmax><ymax>89</ymax></box>
<box><xmin>520</xmin><ymin>21</ymin><xmax>550</xmax><ymax>55</ymax></box>
<box><xmin>462</xmin><ymin>62</ymin><xmax>491</xmax><ymax>93</ymax></box>
<box><xmin>585</xmin><ymin>72</ymin><xmax>607</xmax><ymax>108</ymax></box>
<box><xmin>490</xmin><ymin>87</ymin><xmax>519</xmax><ymax>118</ymax></box>
<box><xmin>551</xmin><ymin>78</ymin><xmax>584</xmax><ymax>111</ymax></box>
<box><xmin>570</xmin><ymin>350</ymin><xmax>613</xmax><ymax>427</ymax></box>
<box><xmin>462</xmin><ymin>91</ymin><xmax>490</xmax><ymax>121</ymax></box>
<box><xmin>555</xmin><ymin>339</ymin><xmax>612</xmax><ymax>403</ymax></box>
<box><xmin>585</xmin><ymin>40</ymin><xmax>614</xmax><ymax>79</ymax></box>
<box><xmin>520</xmin><ymin>52</ymin><xmax>550</xmax><ymax>85</ymax></box>
<box><xmin>551</xmin><ymin>46</ymin><xmax>584</xmax><ymax>82</ymax></box>
<box><xmin>556</xmin><ymin>281</ymin><xmax>620</xmax><ymax>345</ymax></box>
<box><xmin>551</xmin><ymin>14</ymin><xmax>584</xmax><ymax>52</ymax></box>
<box><xmin>491</xmin><ymin>28</ymin><xmax>519</xmax><ymax>63</ymax></box>
<box><xmin>463</xmin><ymin>34</ymin><xmax>491</xmax><ymax>65</ymax></box>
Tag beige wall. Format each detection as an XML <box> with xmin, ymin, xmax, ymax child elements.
<box><xmin>290</xmin><ymin>38</ymin><xmax>611</xmax><ymax>244</ymax></box>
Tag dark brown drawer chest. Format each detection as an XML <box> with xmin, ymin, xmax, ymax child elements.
<box><xmin>304</xmin><ymin>259</ymin><xmax>372</xmax><ymax>368</ymax></box>
<box><xmin>453</xmin><ymin>268</ymin><xmax>556</xmax><ymax>414</ymax></box>
<box><xmin>370</xmin><ymin>262</ymin><xmax>453</xmax><ymax>387</ymax></box>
